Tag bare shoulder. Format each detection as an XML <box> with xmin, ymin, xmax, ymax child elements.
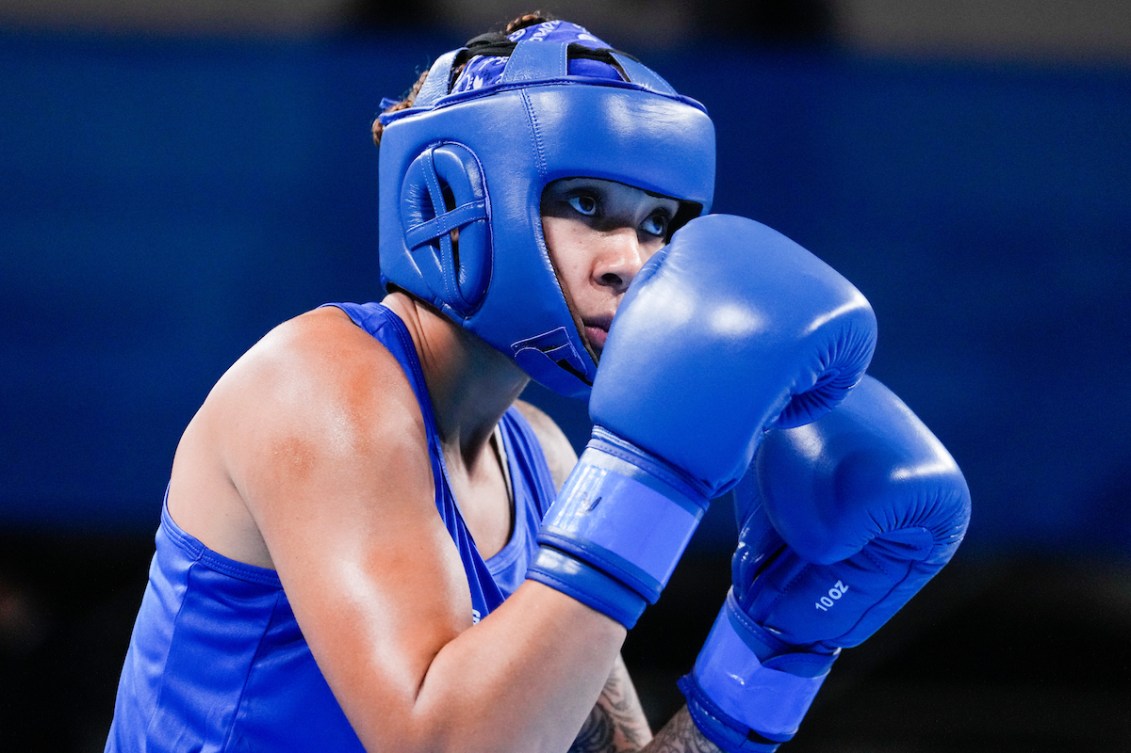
<box><xmin>170</xmin><ymin>306</ymin><xmax>434</xmax><ymax>567</ymax></box>
<box><xmin>217</xmin><ymin>307</ymin><xmax>420</xmax><ymax>436</ymax></box>
<box><xmin>217</xmin><ymin>306</ymin><xmax>429</xmax><ymax>489</ymax></box>
<box><xmin>197</xmin><ymin>306</ymin><xmax>470</xmax><ymax>611</ymax></box>
<box><xmin>514</xmin><ymin>399</ymin><xmax>579</xmax><ymax>491</ymax></box>
<box><xmin>178</xmin><ymin>306</ymin><xmax>491</xmax><ymax>738</ymax></box>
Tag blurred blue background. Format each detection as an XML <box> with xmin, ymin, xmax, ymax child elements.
<box><xmin>2</xmin><ymin>1</ymin><xmax>1130</xmax><ymax>750</ymax></box>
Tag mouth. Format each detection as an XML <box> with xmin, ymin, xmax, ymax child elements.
<box><xmin>582</xmin><ymin>315</ymin><xmax>614</xmax><ymax>354</ymax></box>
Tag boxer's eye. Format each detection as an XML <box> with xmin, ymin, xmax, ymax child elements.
<box><xmin>568</xmin><ymin>193</ymin><xmax>599</xmax><ymax>217</ymax></box>
<box><xmin>641</xmin><ymin>210</ymin><xmax>671</xmax><ymax>239</ymax></box>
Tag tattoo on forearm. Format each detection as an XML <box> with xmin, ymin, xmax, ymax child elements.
<box><xmin>570</xmin><ymin>705</ymin><xmax>616</xmax><ymax>753</ymax></box>
<box><xmin>569</xmin><ymin>660</ymin><xmax>650</xmax><ymax>753</ymax></box>
<box><xmin>645</xmin><ymin>708</ymin><xmax>723</xmax><ymax>753</ymax></box>
<box><xmin>567</xmin><ymin>661</ymin><xmax>721</xmax><ymax>753</ymax></box>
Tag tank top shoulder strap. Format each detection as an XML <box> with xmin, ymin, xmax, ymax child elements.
<box><xmin>497</xmin><ymin>406</ymin><xmax>558</xmax><ymax>520</ymax></box>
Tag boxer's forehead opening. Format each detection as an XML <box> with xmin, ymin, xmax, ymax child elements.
<box><xmin>539</xmin><ymin>178</ymin><xmax>701</xmax><ymax>242</ymax></box>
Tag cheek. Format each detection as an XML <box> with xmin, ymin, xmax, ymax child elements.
<box><xmin>542</xmin><ymin>217</ymin><xmax>589</xmax><ymax>279</ymax></box>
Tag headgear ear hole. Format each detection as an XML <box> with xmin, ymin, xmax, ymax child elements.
<box><xmin>399</xmin><ymin>143</ymin><xmax>492</xmax><ymax>316</ymax></box>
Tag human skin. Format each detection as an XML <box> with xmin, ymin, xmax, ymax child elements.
<box><xmin>165</xmin><ymin>178</ymin><xmax>714</xmax><ymax>753</ymax></box>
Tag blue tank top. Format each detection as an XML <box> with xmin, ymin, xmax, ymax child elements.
<box><xmin>105</xmin><ymin>302</ymin><xmax>558</xmax><ymax>752</ymax></box>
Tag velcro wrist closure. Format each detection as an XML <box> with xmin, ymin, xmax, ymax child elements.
<box><xmin>538</xmin><ymin>436</ymin><xmax>708</xmax><ymax>603</ymax></box>
<box><xmin>691</xmin><ymin>593</ymin><xmax>832</xmax><ymax>740</ymax></box>
<box><xmin>679</xmin><ymin>674</ymin><xmax>782</xmax><ymax>752</ymax></box>
<box><xmin>527</xmin><ymin>547</ymin><xmax>646</xmax><ymax>628</ymax></box>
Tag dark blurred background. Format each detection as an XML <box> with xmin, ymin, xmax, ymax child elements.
<box><xmin>2</xmin><ymin>1</ymin><xmax>1130</xmax><ymax>750</ymax></box>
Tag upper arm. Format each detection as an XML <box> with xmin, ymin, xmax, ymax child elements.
<box><xmin>200</xmin><ymin>312</ymin><xmax>629</xmax><ymax>753</ymax></box>
<box><xmin>214</xmin><ymin>310</ymin><xmax>475</xmax><ymax>740</ymax></box>
<box><xmin>514</xmin><ymin>399</ymin><xmax>580</xmax><ymax>492</ymax></box>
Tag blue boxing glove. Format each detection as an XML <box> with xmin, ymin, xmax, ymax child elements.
<box><xmin>526</xmin><ymin>215</ymin><xmax>878</xmax><ymax>628</ymax></box>
<box><xmin>680</xmin><ymin>376</ymin><xmax>972</xmax><ymax>750</ymax></box>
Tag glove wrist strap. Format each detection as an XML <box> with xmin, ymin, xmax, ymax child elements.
<box><xmin>681</xmin><ymin>591</ymin><xmax>835</xmax><ymax>749</ymax></box>
<box><xmin>527</xmin><ymin>429</ymin><xmax>709</xmax><ymax>627</ymax></box>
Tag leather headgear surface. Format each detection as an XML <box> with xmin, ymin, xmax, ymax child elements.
<box><xmin>377</xmin><ymin>20</ymin><xmax>716</xmax><ymax>397</ymax></box>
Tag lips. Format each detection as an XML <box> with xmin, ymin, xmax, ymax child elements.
<box><xmin>582</xmin><ymin>315</ymin><xmax>614</xmax><ymax>353</ymax></box>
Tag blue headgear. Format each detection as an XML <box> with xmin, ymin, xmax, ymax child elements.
<box><xmin>377</xmin><ymin>21</ymin><xmax>716</xmax><ymax>397</ymax></box>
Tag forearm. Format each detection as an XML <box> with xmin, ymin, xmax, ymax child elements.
<box><xmin>567</xmin><ymin>659</ymin><xmax>719</xmax><ymax>753</ymax></box>
<box><xmin>640</xmin><ymin>708</ymin><xmax>722</xmax><ymax>753</ymax></box>
<box><xmin>399</xmin><ymin>582</ymin><xmax>627</xmax><ymax>753</ymax></box>
<box><xmin>569</xmin><ymin>654</ymin><xmax>652</xmax><ymax>753</ymax></box>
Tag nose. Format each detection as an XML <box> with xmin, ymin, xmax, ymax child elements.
<box><xmin>593</xmin><ymin>228</ymin><xmax>648</xmax><ymax>294</ymax></box>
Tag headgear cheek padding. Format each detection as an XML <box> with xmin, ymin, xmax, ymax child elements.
<box><xmin>399</xmin><ymin>143</ymin><xmax>491</xmax><ymax>316</ymax></box>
